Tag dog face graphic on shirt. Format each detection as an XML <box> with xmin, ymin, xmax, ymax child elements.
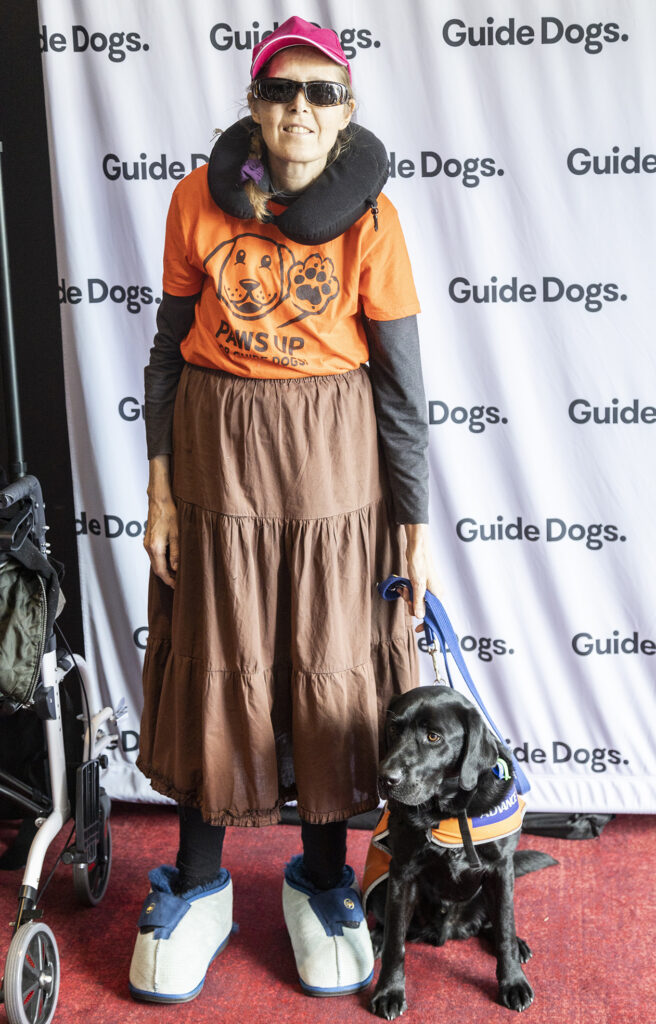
<box><xmin>206</xmin><ymin>233</ymin><xmax>296</xmax><ymax>320</ymax></box>
<box><xmin>205</xmin><ymin>233</ymin><xmax>340</xmax><ymax>324</ymax></box>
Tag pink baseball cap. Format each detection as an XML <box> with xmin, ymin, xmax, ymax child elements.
<box><xmin>250</xmin><ymin>15</ymin><xmax>352</xmax><ymax>81</ymax></box>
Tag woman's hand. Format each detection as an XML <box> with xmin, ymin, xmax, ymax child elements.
<box><xmin>144</xmin><ymin>455</ymin><xmax>178</xmax><ymax>588</ymax></box>
<box><xmin>402</xmin><ymin>523</ymin><xmax>442</xmax><ymax>618</ymax></box>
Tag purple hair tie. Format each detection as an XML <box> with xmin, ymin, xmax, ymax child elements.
<box><xmin>240</xmin><ymin>158</ymin><xmax>265</xmax><ymax>185</ymax></box>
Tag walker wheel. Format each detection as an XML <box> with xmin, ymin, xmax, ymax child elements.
<box><xmin>3</xmin><ymin>921</ymin><xmax>60</xmax><ymax>1024</ymax></box>
<box><xmin>73</xmin><ymin>817</ymin><xmax>112</xmax><ymax>906</ymax></box>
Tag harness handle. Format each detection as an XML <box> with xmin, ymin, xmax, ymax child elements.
<box><xmin>378</xmin><ymin>575</ymin><xmax>530</xmax><ymax>795</ymax></box>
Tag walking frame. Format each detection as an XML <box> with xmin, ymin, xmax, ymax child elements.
<box><xmin>0</xmin><ymin>140</ymin><xmax>126</xmax><ymax>1024</ymax></box>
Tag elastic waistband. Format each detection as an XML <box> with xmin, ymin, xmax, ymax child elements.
<box><xmin>184</xmin><ymin>361</ymin><xmax>368</xmax><ymax>387</ymax></box>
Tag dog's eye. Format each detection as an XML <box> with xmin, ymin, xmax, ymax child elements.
<box><xmin>260</xmin><ymin>255</ymin><xmax>272</xmax><ymax>268</ymax></box>
<box><xmin>426</xmin><ymin>731</ymin><xmax>441</xmax><ymax>744</ymax></box>
<box><xmin>235</xmin><ymin>249</ymin><xmax>246</xmax><ymax>264</ymax></box>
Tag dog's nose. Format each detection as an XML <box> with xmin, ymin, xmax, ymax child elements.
<box><xmin>378</xmin><ymin>770</ymin><xmax>403</xmax><ymax>790</ymax></box>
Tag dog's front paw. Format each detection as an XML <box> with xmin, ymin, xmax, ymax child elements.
<box><xmin>499</xmin><ymin>975</ymin><xmax>534</xmax><ymax>1012</ymax></box>
<box><xmin>516</xmin><ymin>936</ymin><xmax>533</xmax><ymax>964</ymax></box>
<box><xmin>370</xmin><ymin>984</ymin><xmax>407</xmax><ymax>1019</ymax></box>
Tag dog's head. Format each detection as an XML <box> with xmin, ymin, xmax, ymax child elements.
<box><xmin>207</xmin><ymin>233</ymin><xmax>296</xmax><ymax>320</ymax></box>
<box><xmin>378</xmin><ymin>687</ymin><xmax>504</xmax><ymax>806</ymax></box>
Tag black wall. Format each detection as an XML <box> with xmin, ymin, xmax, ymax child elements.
<box><xmin>1</xmin><ymin>0</ymin><xmax>83</xmax><ymax>654</ymax></box>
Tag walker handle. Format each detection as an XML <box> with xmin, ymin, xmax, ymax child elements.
<box><xmin>0</xmin><ymin>475</ymin><xmax>42</xmax><ymax>509</ymax></box>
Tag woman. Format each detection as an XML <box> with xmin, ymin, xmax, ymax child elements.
<box><xmin>129</xmin><ymin>15</ymin><xmax>437</xmax><ymax>1004</ymax></box>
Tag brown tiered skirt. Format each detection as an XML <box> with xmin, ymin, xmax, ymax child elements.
<box><xmin>137</xmin><ymin>363</ymin><xmax>418</xmax><ymax>825</ymax></box>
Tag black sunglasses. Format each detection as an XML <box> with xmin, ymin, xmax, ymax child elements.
<box><xmin>252</xmin><ymin>77</ymin><xmax>350</xmax><ymax>107</ymax></box>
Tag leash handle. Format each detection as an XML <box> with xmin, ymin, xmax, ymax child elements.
<box><xmin>378</xmin><ymin>575</ymin><xmax>530</xmax><ymax>795</ymax></box>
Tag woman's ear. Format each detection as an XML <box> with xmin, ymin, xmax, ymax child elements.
<box><xmin>248</xmin><ymin>93</ymin><xmax>260</xmax><ymax>125</ymax></box>
<box><xmin>341</xmin><ymin>99</ymin><xmax>355</xmax><ymax>130</ymax></box>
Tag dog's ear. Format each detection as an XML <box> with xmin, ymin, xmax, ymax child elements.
<box><xmin>381</xmin><ymin>694</ymin><xmax>405</xmax><ymax>756</ymax></box>
<box><xmin>459</xmin><ymin>708</ymin><xmax>500</xmax><ymax>791</ymax></box>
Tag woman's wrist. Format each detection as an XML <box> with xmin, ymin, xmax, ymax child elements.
<box><xmin>403</xmin><ymin>522</ymin><xmax>429</xmax><ymax>546</ymax></box>
<box><xmin>402</xmin><ymin>523</ymin><xmax>440</xmax><ymax>614</ymax></box>
<box><xmin>147</xmin><ymin>454</ymin><xmax>173</xmax><ymax>501</ymax></box>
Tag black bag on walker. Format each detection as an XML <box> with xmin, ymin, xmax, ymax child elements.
<box><xmin>0</xmin><ymin>497</ymin><xmax>63</xmax><ymax>710</ymax></box>
<box><xmin>0</xmin><ymin>557</ymin><xmax>49</xmax><ymax>707</ymax></box>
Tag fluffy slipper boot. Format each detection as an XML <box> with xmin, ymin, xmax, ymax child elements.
<box><xmin>129</xmin><ymin>865</ymin><xmax>232</xmax><ymax>1003</ymax></box>
<box><xmin>282</xmin><ymin>854</ymin><xmax>374</xmax><ymax>996</ymax></box>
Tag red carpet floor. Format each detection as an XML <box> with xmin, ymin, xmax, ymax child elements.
<box><xmin>1</xmin><ymin>806</ymin><xmax>654</xmax><ymax>1024</ymax></box>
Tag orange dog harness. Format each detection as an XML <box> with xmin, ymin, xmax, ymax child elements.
<box><xmin>363</xmin><ymin>784</ymin><xmax>527</xmax><ymax>911</ymax></box>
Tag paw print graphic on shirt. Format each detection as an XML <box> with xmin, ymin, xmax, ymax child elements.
<box><xmin>278</xmin><ymin>254</ymin><xmax>340</xmax><ymax>325</ymax></box>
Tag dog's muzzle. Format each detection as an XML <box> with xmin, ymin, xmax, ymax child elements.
<box><xmin>377</xmin><ymin>769</ymin><xmax>403</xmax><ymax>801</ymax></box>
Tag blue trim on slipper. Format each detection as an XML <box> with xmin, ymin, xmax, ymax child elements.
<box><xmin>139</xmin><ymin>866</ymin><xmax>231</xmax><ymax>938</ymax></box>
<box><xmin>129</xmin><ymin>974</ymin><xmax>206</xmax><ymax>1004</ymax></box>
<box><xmin>147</xmin><ymin>864</ymin><xmax>230</xmax><ymax>900</ymax></box>
<box><xmin>284</xmin><ymin>853</ymin><xmax>355</xmax><ymax>895</ymax></box>
<box><xmin>128</xmin><ymin>933</ymin><xmax>231</xmax><ymax>1003</ymax></box>
<box><xmin>299</xmin><ymin>966</ymin><xmax>375</xmax><ymax>997</ymax></box>
<box><xmin>180</xmin><ymin>869</ymin><xmax>231</xmax><ymax>902</ymax></box>
<box><xmin>308</xmin><ymin>886</ymin><xmax>365</xmax><ymax>936</ymax></box>
<box><xmin>137</xmin><ymin>890</ymin><xmax>190</xmax><ymax>937</ymax></box>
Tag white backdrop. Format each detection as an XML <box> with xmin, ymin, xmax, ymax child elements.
<box><xmin>38</xmin><ymin>0</ymin><xmax>656</xmax><ymax>812</ymax></box>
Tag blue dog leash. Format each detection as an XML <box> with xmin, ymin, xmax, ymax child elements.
<box><xmin>378</xmin><ymin>575</ymin><xmax>530</xmax><ymax>795</ymax></box>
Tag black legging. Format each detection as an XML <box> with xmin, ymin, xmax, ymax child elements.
<box><xmin>175</xmin><ymin>806</ymin><xmax>347</xmax><ymax>892</ymax></box>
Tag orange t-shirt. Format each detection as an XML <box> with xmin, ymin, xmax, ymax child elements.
<box><xmin>162</xmin><ymin>166</ymin><xmax>420</xmax><ymax>378</ymax></box>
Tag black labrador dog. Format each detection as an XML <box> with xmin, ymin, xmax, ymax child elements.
<box><xmin>368</xmin><ymin>686</ymin><xmax>556</xmax><ymax>1019</ymax></box>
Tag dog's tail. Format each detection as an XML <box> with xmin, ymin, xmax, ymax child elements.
<box><xmin>513</xmin><ymin>850</ymin><xmax>558</xmax><ymax>877</ymax></box>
